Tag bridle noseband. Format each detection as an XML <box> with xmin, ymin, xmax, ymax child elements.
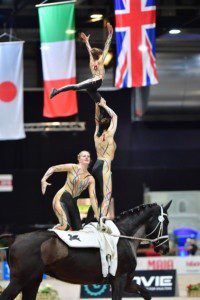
<box><xmin>146</xmin><ymin>206</ymin><xmax>169</xmax><ymax>247</ymax></box>
<box><xmin>110</xmin><ymin>206</ymin><xmax>169</xmax><ymax>247</ymax></box>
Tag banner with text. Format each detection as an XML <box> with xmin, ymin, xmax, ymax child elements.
<box><xmin>136</xmin><ymin>256</ymin><xmax>200</xmax><ymax>274</ymax></box>
<box><xmin>80</xmin><ymin>270</ymin><xmax>176</xmax><ymax>298</ymax></box>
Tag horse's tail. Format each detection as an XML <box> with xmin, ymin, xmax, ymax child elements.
<box><xmin>0</xmin><ymin>233</ymin><xmax>16</xmax><ymax>249</ymax></box>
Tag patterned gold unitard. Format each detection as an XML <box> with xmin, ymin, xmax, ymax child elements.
<box><xmin>50</xmin><ymin>24</ymin><xmax>113</xmax><ymax>106</ymax></box>
<box><xmin>86</xmin><ymin>101</ymin><xmax>118</xmax><ymax>222</ymax></box>
<box><xmin>42</xmin><ymin>160</ymin><xmax>98</xmax><ymax>230</ymax></box>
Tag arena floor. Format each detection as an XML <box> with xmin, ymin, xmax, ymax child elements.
<box><xmin>49</xmin><ymin>274</ymin><xmax>200</xmax><ymax>300</ymax></box>
<box><xmin>120</xmin><ymin>298</ymin><xmax>198</xmax><ymax>300</ymax></box>
<box><xmin>1</xmin><ymin>277</ymin><xmax>199</xmax><ymax>300</ymax></box>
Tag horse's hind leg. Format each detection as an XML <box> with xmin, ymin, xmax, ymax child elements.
<box><xmin>21</xmin><ymin>277</ymin><xmax>42</xmax><ymax>300</ymax></box>
<box><xmin>0</xmin><ymin>280</ymin><xmax>22</xmax><ymax>300</ymax></box>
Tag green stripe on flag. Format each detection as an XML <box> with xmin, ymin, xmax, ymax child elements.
<box><xmin>38</xmin><ymin>3</ymin><xmax>75</xmax><ymax>43</ymax></box>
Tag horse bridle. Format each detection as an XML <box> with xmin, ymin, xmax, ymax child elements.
<box><xmin>111</xmin><ymin>206</ymin><xmax>169</xmax><ymax>246</ymax></box>
<box><xmin>145</xmin><ymin>205</ymin><xmax>169</xmax><ymax>247</ymax></box>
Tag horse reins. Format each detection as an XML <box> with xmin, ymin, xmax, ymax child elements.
<box><xmin>110</xmin><ymin>206</ymin><xmax>169</xmax><ymax>246</ymax></box>
<box><xmin>0</xmin><ymin>207</ymin><xmax>169</xmax><ymax>252</ymax></box>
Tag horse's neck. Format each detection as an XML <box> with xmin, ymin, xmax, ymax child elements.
<box><xmin>117</xmin><ymin>207</ymin><xmax>155</xmax><ymax>236</ymax></box>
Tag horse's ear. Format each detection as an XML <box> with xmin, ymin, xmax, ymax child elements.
<box><xmin>164</xmin><ymin>200</ymin><xmax>172</xmax><ymax>211</ymax></box>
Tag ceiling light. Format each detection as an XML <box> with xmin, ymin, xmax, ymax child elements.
<box><xmin>169</xmin><ymin>29</ymin><xmax>181</xmax><ymax>35</ymax></box>
<box><xmin>90</xmin><ymin>14</ymin><xmax>103</xmax><ymax>19</ymax></box>
<box><xmin>89</xmin><ymin>18</ymin><xmax>102</xmax><ymax>23</ymax></box>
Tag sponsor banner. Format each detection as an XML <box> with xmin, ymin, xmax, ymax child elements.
<box><xmin>0</xmin><ymin>174</ymin><xmax>13</xmax><ymax>192</ymax></box>
<box><xmin>131</xmin><ymin>270</ymin><xmax>176</xmax><ymax>297</ymax></box>
<box><xmin>80</xmin><ymin>270</ymin><xmax>176</xmax><ymax>298</ymax></box>
<box><xmin>136</xmin><ymin>256</ymin><xmax>200</xmax><ymax>274</ymax></box>
<box><xmin>81</xmin><ymin>285</ymin><xmax>110</xmax><ymax>298</ymax></box>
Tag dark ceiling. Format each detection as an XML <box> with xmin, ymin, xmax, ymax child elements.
<box><xmin>0</xmin><ymin>0</ymin><xmax>199</xmax><ymax>89</ymax></box>
<box><xmin>0</xmin><ymin>0</ymin><xmax>200</xmax><ymax>39</ymax></box>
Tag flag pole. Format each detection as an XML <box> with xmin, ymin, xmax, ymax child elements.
<box><xmin>36</xmin><ymin>0</ymin><xmax>76</xmax><ymax>8</ymax></box>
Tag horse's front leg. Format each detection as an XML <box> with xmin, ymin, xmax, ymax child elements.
<box><xmin>124</xmin><ymin>273</ymin><xmax>151</xmax><ymax>300</ymax></box>
<box><xmin>22</xmin><ymin>277</ymin><xmax>42</xmax><ymax>300</ymax></box>
<box><xmin>110</xmin><ymin>275</ymin><xmax>126</xmax><ymax>300</ymax></box>
<box><xmin>0</xmin><ymin>280</ymin><xmax>22</xmax><ymax>300</ymax></box>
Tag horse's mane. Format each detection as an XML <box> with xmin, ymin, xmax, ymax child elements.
<box><xmin>114</xmin><ymin>203</ymin><xmax>158</xmax><ymax>221</ymax></box>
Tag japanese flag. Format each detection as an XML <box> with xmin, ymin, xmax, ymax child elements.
<box><xmin>0</xmin><ymin>41</ymin><xmax>25</xmax><ymax>140</ymax></box>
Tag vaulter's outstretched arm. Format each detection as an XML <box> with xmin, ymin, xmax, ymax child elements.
<box><xmin>41</xmin><ymin>164</ymin><xmax>74</xmax><ymax>194</ymax></box>
<box><xmin>98</xmin><ymin>98</ymin><xmax>118</xmax><ymax>135</ymax></box>
<box><xmin>94</xmin><ymin>103</ymin><xmax>100</xmax><ymax>136</ymax></box>
<box><xmin>88</xmin><ymin>177</ymin><xmax>99</xmax><ymax>220</ymax></box>
<box><xmin>102</xmin><ymin>23</ymin><xmax>113</xmax><ymax>61</ymax></box>
<box><xmin>80</xmin><ymin>32</ymin><xmax>92</xmax><ymax>58</ymax></box>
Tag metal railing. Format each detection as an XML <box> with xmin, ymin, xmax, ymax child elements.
<box><xmin>24</xmin><ymin>122</ymin><xmax>86</xmax><ymax>132</ymax></box>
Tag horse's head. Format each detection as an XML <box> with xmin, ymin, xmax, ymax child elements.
<box><xmin>145</xmin><ymin>201</ymin><xmax>172</xmax><ymax>255</ymax></box>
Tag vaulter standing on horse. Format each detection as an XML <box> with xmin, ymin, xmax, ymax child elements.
<box><xmin>41</xmin><ymin>150</ymin><xmax>99</xmax><ymax>231</ymax></box>
<box><xmin>86</xmin><ymin>98</ymin><xmax>117</xmax><ymax>224</ymax></box>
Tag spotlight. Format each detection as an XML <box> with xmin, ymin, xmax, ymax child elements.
<box><xmin>169</xmin><ymin>29</ymin><xmax>181</xmax><ymax>35</ymax></box>
<box><xmin>89</xmin><ymin>14</ymin><xmax>103</xmax><ymax>22</ymax></box>
<box><xmin>90</xmin><ymin>14</ymin><xmax>103</xmax><ymax>19</ymax></box>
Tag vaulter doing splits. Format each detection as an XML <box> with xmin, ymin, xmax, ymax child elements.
<box><xmin>50</xmin><ymin>23</ymin><xmax>113</xmax><ymax>114</ymax></box>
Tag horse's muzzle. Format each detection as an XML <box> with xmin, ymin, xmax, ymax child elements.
<box><xmin>158</xmin><ymin>244</ymin><xmax>169</xmax><ymax>255</ymax></box>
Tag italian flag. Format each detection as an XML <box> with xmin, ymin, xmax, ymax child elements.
<box><xmin>38</xmin><ymin>2</ymin><xmax>78</xmax><ymax>117</ymax></box>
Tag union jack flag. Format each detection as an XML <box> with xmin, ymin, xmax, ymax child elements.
<box><xmin>115</xmin><ymin>0</ymin><xmax>158</xmax><ymax>88</ymax></box>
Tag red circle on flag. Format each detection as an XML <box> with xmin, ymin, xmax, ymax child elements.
<box><xmin>0</xmin><ymin>81</ymin><xmax>17</xmax><ymax>102</ymax></box>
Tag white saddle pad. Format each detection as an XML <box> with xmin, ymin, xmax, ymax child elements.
<box><xmin>50</xmin><ymin>220</ymin><xmax>120</xmax><ymax>277</ymax></box>
<box><xmin>50</xmin><ymin>220</ymin><xmax>119</xmax><ymax>248</ymax></box>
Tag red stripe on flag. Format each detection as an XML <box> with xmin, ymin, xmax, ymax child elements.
<box><xmin>116</xmin><ymin>55</ymin><xmax>127</xmax><ymax>88</ymax></box>
<box><xmin>44</xmin><ymin>77</ymin><xmax>78</xmax><ymax>118</ymax></box>
<box><xmin>146</xmin><ymin>36</ymin><xmax>158</xmax><ymax>81</ymax></box>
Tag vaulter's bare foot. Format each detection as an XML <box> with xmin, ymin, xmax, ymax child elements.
<box><xmin>53</xmin><ymin>223</ymin><xmax>71</xmax><ymax>231</ymax></box>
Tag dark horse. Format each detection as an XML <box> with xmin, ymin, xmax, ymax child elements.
<box><xmin>0</xmin><ymin>201</ymin><xmax>172</xmax><ymax>300</ymax></box>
